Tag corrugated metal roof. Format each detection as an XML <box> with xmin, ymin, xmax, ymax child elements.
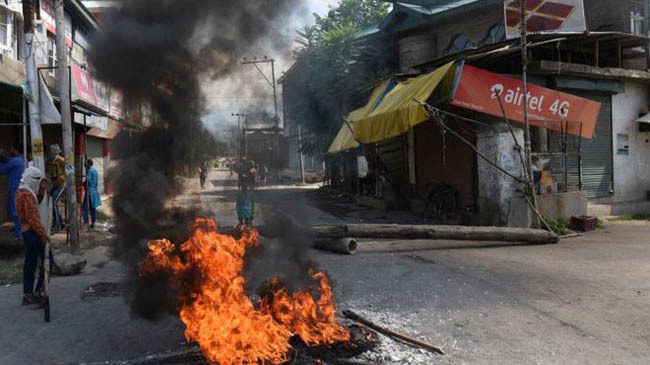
<box><xmin>357</xmin><ymin>0</ymin><xmax>501</xmax><ymax>40</ymax></box>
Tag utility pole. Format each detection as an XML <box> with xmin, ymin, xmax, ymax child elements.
<box><xmin>22</xmin><ymin>0</ymin><xmax>43</xmax><ymax>172</ymax></box>
<box><xmin>55</xmin><ymin>0</ymin><xmax>79</xmax><ymax>253</ymax></box>
<box><xmin>232</xmin><ymin>113</ymin><xmax>246</xmax><ymax>158</ymax></box>
<box><xmin>22</xmin><ymin>0</ymin><xmax>51</xmax><ymax>231</ymax></box>
<box><xmin>520</xmin><ymin>0</ymin><xmax>539</xmax><ymax>225</ymax></box>
<box><xmin>241</xmin><ymin>56</ymin><xmax>278</xmax><ymax>128</ymax></box>
<box><xmin>298</xmin><ymin>125</ymin><xmax>305</xmax><ymax>184</ymax></box>
<box><xmin>242</xmin><ymin>56</ymin><xmax>280</xmax><ymax>164</ymax></box>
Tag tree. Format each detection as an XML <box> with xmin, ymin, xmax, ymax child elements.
<box><xmin>289</xmin><ymin>0</ymin><xmax>392</xmax><ymax>155</ymax></box>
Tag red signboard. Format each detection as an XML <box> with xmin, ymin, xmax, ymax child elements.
<box><xmin>450</xmin><ymin>65</ymin><xmax>601</xmax><ymax>139</ymax></box>
<box><xmin>72</xmin><ymin>65</ymin><xmax>97</xmax><ymax>106</ymax></box>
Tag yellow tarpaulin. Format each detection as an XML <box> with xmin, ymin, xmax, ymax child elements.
<box><xmin>351</xmin><ymin>61</ymin><xmax>457</xmax><ymax>144</ymax></box>
<box><xmin>327</xmin><ymin>79</ymin><xmax>394</xmax><ymax>154</ymax></box>
<box><xmin>327</xmin><ymin>122</ymin><xmax>359</xmax><ymax>154</ymax></box>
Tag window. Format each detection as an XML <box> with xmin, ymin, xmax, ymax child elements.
<box><xmin>47</xmin><ymin>34</ymin><xmax>57</xmax><ymax>77</ymax></box>
<box><xmin>630</xmin><ymin>3</ymin><xmax>645</xmax><ymax>35</ymax></box>
<box><xmin>0</xmin><ymin>9</ymin><xmax>11</xmax><ymax>50</ymax></box>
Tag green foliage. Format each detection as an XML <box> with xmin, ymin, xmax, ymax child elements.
<box><xmin>290</xmin><ymin>0</ymin><xmax>392</xmax><ymax>155</ymax></box>
<box><xmin>541</xmin><ymin>216</ymin><xmax>570</xmax><ymax>235</ymax></box>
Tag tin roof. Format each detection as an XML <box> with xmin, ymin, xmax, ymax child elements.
<box><xmin>356</xmin><ymin>0</ymin><xmax>502</xmax><ymax>41</ymax></box>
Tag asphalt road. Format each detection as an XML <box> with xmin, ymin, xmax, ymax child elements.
<box><xmin>1</xmin><ymin>169</ymin><xmax>649</xmax><ymax>364</ymax></box>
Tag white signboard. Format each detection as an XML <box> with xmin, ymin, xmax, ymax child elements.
<box><xmin>504</xmin><ymin>0</ymin><xmax>586</xmax><ymax>39</ymax></box>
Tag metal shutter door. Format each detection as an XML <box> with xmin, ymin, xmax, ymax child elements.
<box><xmin>578</xmin><ymin>93</ymin><xmax>613</xmax><ymax>198</ymax></box>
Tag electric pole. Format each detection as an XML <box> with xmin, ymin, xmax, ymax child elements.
<box><xmin>55</xmin><ymin>0</ymin><xmax>79</xmax><ymax>253</ymax></box>
<box><xmin>241</xmin><ymin>56</ymin><xmax>278</xmax><ymax>128</ymax></box>
<box><xmin>22</xmin><ymin>0</ymin><xmax>52</xmax><ymax>231</ymax></box>
<box><xmin>520</xmin><ymin>0</ymin><xmax>539</xmax><ymax>225</ymax></box>
<box><xmin>241</xmin><ymin>56</ymin><xmax>280</xmax><ymax>164</ymax></box>
<box><xmin>232</xmin><ymin>113</ymin><xmax>246</xmax><ymax>158</ymax></box>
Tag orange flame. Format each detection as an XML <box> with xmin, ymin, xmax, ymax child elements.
<box><xmin>139</xmin><ymin>217</ymin><xmax>350</xmax><ymax>364</ymax></box>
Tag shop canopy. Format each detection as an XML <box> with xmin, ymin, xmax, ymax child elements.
<box><xmin>327</xmin><ymin>61</ymin><xmax>458</xmax><ymax>153</ymax></box>
<box><xmin>327</xmin><ymin>79</ymin><xmax>395</xmax><ymax>154</ymax></box>
<box><xmin>350</xmin><ymin>61</ymin><xmax>458</xmax><ymax>144</ymax></box>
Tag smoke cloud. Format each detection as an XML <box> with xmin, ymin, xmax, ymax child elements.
<box><xmin>88</xmin><ymin>0</ymin><xmax>301</xmax><ymax>320</ymax></box>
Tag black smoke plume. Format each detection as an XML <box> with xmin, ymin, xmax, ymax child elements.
<box><xmin>88</xmin><ymin>0</ymin><xmax>300</xmax><ymax>320</ymax></box>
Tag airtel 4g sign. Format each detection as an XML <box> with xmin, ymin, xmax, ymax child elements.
<box><xmin>450</xmin><ymin>65</ymin><xmax>601</xmax><ymax>139</ymax></box>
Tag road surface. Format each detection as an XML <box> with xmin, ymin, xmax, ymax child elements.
<box><xmin>1</xmin><ymin>168</ymin><xmax>649</xmax><ymax>364</ymax></box>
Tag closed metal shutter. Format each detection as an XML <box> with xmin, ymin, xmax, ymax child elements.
<box><xmin>576</xmin><ymin>93</ymin><xmax>613</xmax><ymax>198</ymax></box>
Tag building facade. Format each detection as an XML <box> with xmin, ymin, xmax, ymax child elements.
<box><xmin>283</xmin><ymin>0</ymin><xmax>650</xmax><ymax>224</ymax></box>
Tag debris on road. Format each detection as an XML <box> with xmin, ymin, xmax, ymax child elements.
<box><xmin>52</xmin><ymin>253</ymin><xmax>87</xmax><ymax>276</ymax></box>
<box><xmin>313</xmin><ymin>237</ymin><xmax>358</xmax><ymax>255</ymax></box>
<box><xmin>343</xmin><ymin>309</ymin><xmax>445</xmax><ymax>355</ymax></box>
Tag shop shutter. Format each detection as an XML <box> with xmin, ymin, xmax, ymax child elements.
<box><xmin>575</xmin><ymin>93</ymin><xmax>613</xmax><ymax>198</ymax></box>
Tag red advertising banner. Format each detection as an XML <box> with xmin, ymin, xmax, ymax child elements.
<box><xmin>450</xmin><ymin>65</ymin><xmax>601</xmax><ymax>139</ymax></box>
<box><xmin>72</xmin><ymin>65</ymin><xmax>97</xmax><ymax>106</ymax></box>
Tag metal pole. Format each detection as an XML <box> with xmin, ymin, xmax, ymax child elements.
<box><xmin>23</xmin><ymin>98</ymin><xmax>27</xmax><ymax>167</ymax></box>
<box><xmin>271</xmin><ymin>59</ymin><xmax>278</xmax><ymax>128</ymax></box>
<box><xmin>244</xmin><ymin>115</ymin><xmax>248</xmax><ymax>157</ymax></box>
<box><xmin>56</xmin><ymin>0</ymin><xmax>79</xmax><ymax>253</ymax></box>
<box><xmin>84</xmin><ymin>114</ymin><xmax>89</xmax><ymax>231</ymax></box>
<box><xmin>298</xmin><ymin>125</ymin><xmax>305</xmax><ymax>184</ymax></box>
<box><xmin>520</xmin><ymin>0</ymin><xmax>539</xmax><ymax>225</ymax></box>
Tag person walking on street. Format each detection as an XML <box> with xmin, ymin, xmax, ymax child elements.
<box><xmin>259</xmin><ymin>163</ymin><xmax>268</xmax><ymax>186</ymax></box>
<box><xmin>199</xmin><ymin>164</ymin><xmax>208</xmax><ymax>189</ymax></box>
<box><xmin>15</xmin><ymin>166</ymin><xmax>51</xmax><ymax>305</ymax></box>
<box><xmin>46</xmin><ymin>145</ymin><xmax>66</xmax><ymax>232</ymax></box>
<box><xmin>82</xmin><ymin>159</ymin><xmax>102</xmax><ymax>228</ymax></box>
<box><xmin>236</xmin><ymin>183</ymin><xmax>254</xmax><ymax>227</ymax></box>
<box><xmin>0</xmin><ymin>144</ymin><xmax>26</xmax><ymax>241</ymax></box>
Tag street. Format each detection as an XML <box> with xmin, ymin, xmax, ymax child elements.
<box><xmin>1</xmin><ymin>168</ymin><xmax>649</xmax><ymax>364</ymax></box>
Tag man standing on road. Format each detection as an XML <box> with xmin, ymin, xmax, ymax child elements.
<box><xmin>46</xmin><ymin>145</ymin><xmax>66</xmax><ymax>232</ymax></box>
<box><xmin>199</xmin><ymin>163</ymin><xmax>208</xmax><ymax>189</ymax></box>
<box><xmin>16</xmin><ymin>166</ymin><xmax>51</xmax><ymax>305</ymax></box>
<box><xmin>82</xmin><ymin>159</ymin><xmax>102</xmax><ymax>228</ymax></box>
<box><xmin>0</xmin><ymin>144</ymin><xmax>26</xmax><ymax>241</ymax></box>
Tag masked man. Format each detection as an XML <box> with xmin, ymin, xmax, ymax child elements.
<box><xmin>15</xmin><ymin>167</ymin><xmax>51</xmax><ymax>305</ymax></box>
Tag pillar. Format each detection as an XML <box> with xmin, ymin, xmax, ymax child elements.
<box><xmin>476</xmin><ymin>123</ymin><xmax>532</xmax><ymax>227</ymax></box>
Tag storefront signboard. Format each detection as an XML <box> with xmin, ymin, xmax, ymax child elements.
<box><xmin>450</xmin><ymin>65</ymin><xmax>601</xmax><ymax>139</ymax></box>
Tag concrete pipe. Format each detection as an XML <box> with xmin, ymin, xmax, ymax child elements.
<box><xmin>313</xmin><ymin>237</ymin><xmax>358</xmax><ymax>255</ymax></box>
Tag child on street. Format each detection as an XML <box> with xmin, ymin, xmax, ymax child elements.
<box><xmin>236</xmin><ymin>184</ymin><xmax>254</xmax><ymax>227</ymax></box>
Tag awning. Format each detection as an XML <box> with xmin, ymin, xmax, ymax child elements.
<box><xmin>87</xmin><ymin>119</ymin><xmax>122</xmax><ymax>140</ymax></box>
<box><xmin>351</xmin><ymin>61</ymin><xmax>459</xmax><ymax>144</ymax></box>
<box><xmin>327</xmin><ymin>122</ymin><xmax>359</xmax><ymax>154</ymax></box>
<box><xmin>327</xmin><ymin>79</ymin><xmax>396</xmax><ymax>154</ymax></box>
<box><xmin>0</xmin><ymin>80</ymin><xmax>23</xmax><ymax>94</ymax></box>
